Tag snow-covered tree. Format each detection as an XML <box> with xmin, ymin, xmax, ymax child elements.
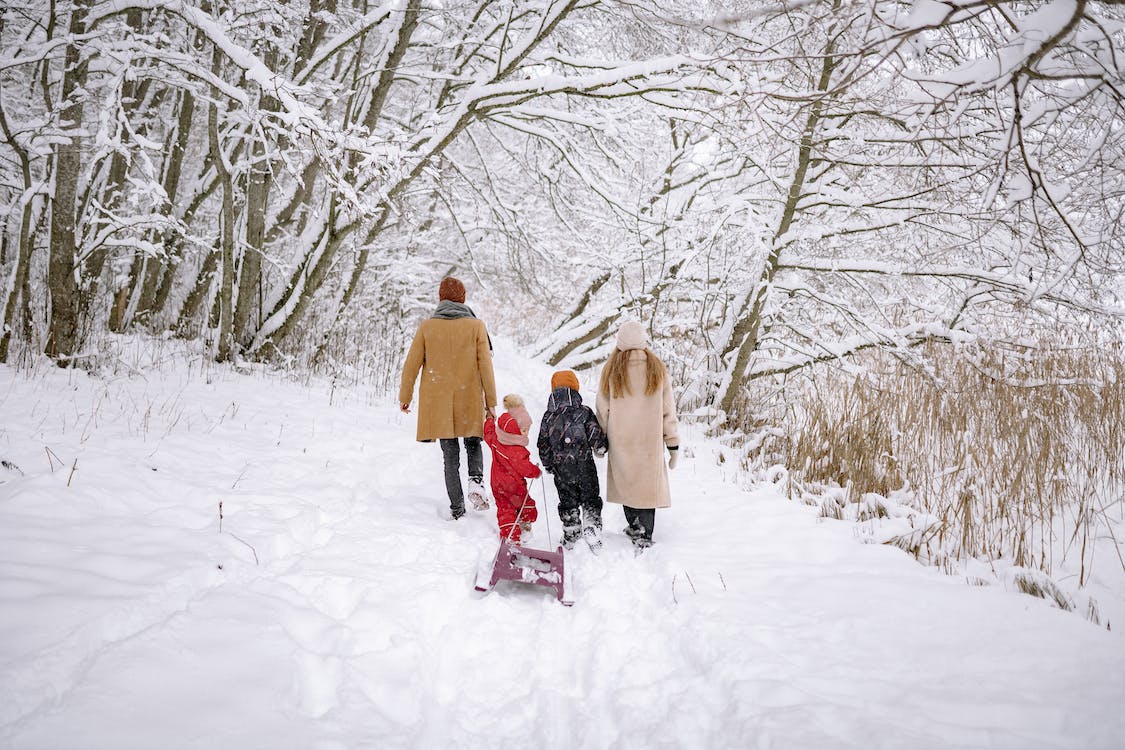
<box><xmin>0</xmin><ymin>0</ymin><xmax>1120</xmax><ymax>394</ymax></box>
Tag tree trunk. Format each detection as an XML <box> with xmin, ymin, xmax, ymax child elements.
<box><xmin>82</xmin><ymin>8</ymin><xmax>146</xmax><ymax>313</ymax></box>
<box><xmin>209</xmin><ymin>44</ymin><xmax>236</xmax><ymax>361</ymax></box>
<box><xmin>140</xmin><ymin>86</ymin><xmax>197</xmax><ymax>326</ymax></box>
<box><xmin>234</xmin><ymin>37</ymin><xmax>280</xmax><ymax>349</ymax></box>
<box><xmin>45</xmin><ymin>0</ymin><xmax>90</xmax><ymax>363</ymax></box>
<box><xmin>293</xmin><ymin>0</ymin><xmax>336</xmax><ymax>75</ymax></box>
<box><xmin>716</xmin><ymin>24</ymin><xmax>839</xmax><ymax>415</ymax></box>
<box><xmin>309</xmin><ymin>212</ymin><xmax>391</xmax><ymax>363</ymax></box>
<box><xmin>307</xmin><ymin>4</ymin><xmax>398</xmax><ymax>364</ymax></box>
<box><xmin>0</xmin><ymin>94</ymin><xmax>35</xmax><ymax>362</ymax></box>
<box><xmin>537</xmin><ymin>271</ymin><xmax>611</xmax><ymax>364</ymax></box>
<box><xmin>175</xmin><ymin>240</ymin><xmax>219</xmax><ymax>337</ymax></box>
<box><xmin>249</xmin><ymin>0</ymin><xmax>423</xmax><ymax>355</ymax></box>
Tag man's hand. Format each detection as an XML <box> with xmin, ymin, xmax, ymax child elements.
<box><xmin>400</xmin><ymin>403</ymin><xmax>411</xmax><ymax>414</ymax></box>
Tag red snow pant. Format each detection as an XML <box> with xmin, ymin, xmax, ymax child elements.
<box><xmin>495</xmin><ymin>485</ymin><xmax>537</xmax><ymax>543</ymax></box>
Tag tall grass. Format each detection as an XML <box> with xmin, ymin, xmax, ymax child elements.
<box><xmin>736</xmin><ymin>339</ymin><xmax>1125</xmax><ymax>595</ymax></box>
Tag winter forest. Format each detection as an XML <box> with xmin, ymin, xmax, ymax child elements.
<box><xmin>2</xmin><ymin>0</ymin><xmax>1125</xmax><ymax>746</ymax></box>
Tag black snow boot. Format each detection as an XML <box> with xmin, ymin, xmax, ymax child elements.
<box><xmin>623</xmin><ymin>507</ymin><xmax>654</xmax><ymax>550</ymax></box>
<box><xmin>561</xmin><ymin>526</ymin><xmax>582</xmax><ymax>549</ymax></box>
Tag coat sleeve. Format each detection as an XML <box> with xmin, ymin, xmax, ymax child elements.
<box><xmin>661</xmin><ymin>376</ymin><xmax>680</xmax><ymax>448</ymax></box>
<box><xmin>585</xmin><ymin>407</ymin><xmax>608</xmax><ymax>455</ymax></box>
<box><xmin>536</xmin><ymin>417</ymin><xmax>554</xmax><ymax>473</ymax></box>
<box><xmin>510</xmin><ymin>450</ymin><xmax>542</xmax><ymax>480</ymax></box>
<box><xmin>483</xmin><ymin>416</ymin><xmax>498</xmax><ymax>449</ymax></box>
<box><xmin>398</xmin><ymin>326</ymin><xmax>426</xmax><ymax>405</ymax></box>
<box><xmin>476</xmin><ymin>321</ymin><xmax>497</xmax><ymax>409</ymax></box>
<box><xmin>594</xmin><ymin>375</ymin><xmax>609</xmax><ymax>430</ymax></box>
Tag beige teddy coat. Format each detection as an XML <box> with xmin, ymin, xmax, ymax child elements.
<box><xmin>595</xmin><ymin>350</ymin><xmax>680</xmax><ymax>508</ymax></box>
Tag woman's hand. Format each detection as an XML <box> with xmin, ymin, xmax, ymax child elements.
<box><xmin>667</xmin><ymin>445</ymin><xmax>680</xmax><ymax>470</ymax></box>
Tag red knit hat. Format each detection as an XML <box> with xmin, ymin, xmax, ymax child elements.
<box><xmin>498</xmin><ymin>412</ymin><xmax>522</xmax><ymax>435</ymax></box>
<box><xmin>439</xmin><ymin>277</ymin><xmax>466</xmax><ymax>303</ymax></box>
<box><xmin>551</xmin><ymin>370</ymin><xmax>580</xmax><ymax>391</ymax></box>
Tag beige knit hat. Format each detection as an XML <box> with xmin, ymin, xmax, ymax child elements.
<box><xmin>615</xmin><ymin>320</ymin><xmax>647</xmax><ymax>351</ymax></box>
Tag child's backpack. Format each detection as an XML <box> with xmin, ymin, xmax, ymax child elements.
<box><xmin>548</xmin><ymin>406</ymin><xmax>605</xmax><ymax>466</ymax></box>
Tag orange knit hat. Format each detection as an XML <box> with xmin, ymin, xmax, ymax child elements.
<box><xmin>551</xmin><ymin>370</ymin><xmax>580</xmax><ymax>391</ymax></box>
<box><xmin>438</xmin><ymin>277</ymin><xmax>466</xmax><ymax>303</ymax></box>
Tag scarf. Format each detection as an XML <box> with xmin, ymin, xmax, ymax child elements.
<box><xmin>431</xmin><ymin>299</ymin><xmax>493</xmax><ymax>353</ymax></box>
<box><xmin>496</xmin><ymin>405</ymin><xmax>532</xmax><ymax>446</ymax></box>
<box><xmin>432</xmin><ymin>300</ymin><xmax>477</xmax><ymax>320</ymax></box>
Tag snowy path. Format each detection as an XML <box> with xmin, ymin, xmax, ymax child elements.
<box><xmin>1</xmin><ymin>345</ymin><xmax>1123</xmax><ymax>749</ymax></box>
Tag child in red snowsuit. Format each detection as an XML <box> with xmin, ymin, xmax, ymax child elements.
<box><xmin>483</xmin><ymin>403</ymin><xmax>541</xmax><ymax>544</ymax></box>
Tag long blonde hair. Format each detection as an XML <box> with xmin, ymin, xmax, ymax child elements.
<box><xmin>599</xmin><ymin>348</ymin><xmax>667</xmax><ymax>398</ymax></box>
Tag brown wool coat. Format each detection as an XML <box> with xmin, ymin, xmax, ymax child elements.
<box><xmin>595</xmin><ymin>350</ymin><xmax>680</xmax><ymax>508</ymax></box>
<box><xmin>399</xmin><ymin>317</ymin><xmax>497</xmax><ymax>441</ymax></box>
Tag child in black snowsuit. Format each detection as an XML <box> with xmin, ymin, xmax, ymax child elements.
<box><xmin>537</xmin><ymin>370</ymin><xmax>608</xmax><ymax>550</ymax></box>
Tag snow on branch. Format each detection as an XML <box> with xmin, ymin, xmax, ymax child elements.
<box><xmin>293</xmin><ymin>2</ymin><xmax>398</xmax><ymax>86</ymax></box>
<box><xmin>249</xmin><ymin>214</ymin><xmax>338</xmax><ymax>352</ymax></box>
<box><xmin>0</xmin><ymin>38</ymin><xmax>75</xmax><ymax>73</ymax></box>
<box><xmin>748</xmin><ymin>323</ymin><xmax>971</xmax><ymax>380</ymax></box>
<box><xmin>472</xmin><ymin>55</ymin><xmax>726</xmax><ymax>110</ymax></box>
<box><xmin>88</xmin><ymin>1</ymin><xmax>333</xmax><ymax>138</ymax></box>
<box><xmin>896</xmin><ymin>0</ymin><xmax>1117</xmax><ymax>96</ymax></box>
<box><xmin>780</xmin><ymin>257</ymin><xmax>1125</xmax><ymax>317</ymax></box>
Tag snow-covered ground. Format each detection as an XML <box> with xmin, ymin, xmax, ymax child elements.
<box><xmin>1</xmin><ymin>338</ymin><xmax>1123</xmax><ymax>749</ymax></box>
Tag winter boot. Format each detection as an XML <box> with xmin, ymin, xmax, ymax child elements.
<box><xmin>623</xmin><ymin>519</ymin><xmax>651</xmax><ymax>550</ymax></box>
<box><xmin>467</xmin><ymin>478</ymin><xmax>489</xmax><ymax>511</ymax></box>
<box><xmin>560</xmin><ymin>526</ymin><xmax>582</xmax><ymax>550</ymax></box>
<box><xmin>581</xmin><ymin>515</ymin><xmax>603</xmax><ymax>553</ymax></box>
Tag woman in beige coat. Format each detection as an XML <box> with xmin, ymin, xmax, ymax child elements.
<box><xmin>595</xmin><ymin>321</ymin><xmax>679</xmax><ymax>550</ymax></box>
<box><xmin>399</xmin><ymin>277</ymin><xmax>497</xmax><ymax>519</ymax></box>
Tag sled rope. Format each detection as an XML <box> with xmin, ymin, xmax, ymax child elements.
<box><xmin>489</xmin><ymin>441</ymin><xmax>551</xmax><ymax>545</ymax></box>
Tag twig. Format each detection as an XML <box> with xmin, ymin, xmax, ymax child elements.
<box><xmin>218</xmin><ymin>500</ymin><xmax>223</xmax><ymax>533</ymax></box>
<box><xmin>44</xmin><ymin>446</ymin><xmax>63</xmax><ymax>472</ymax></box>
<box><xmin>685</xmin><ymin>571</ymin><xmax>697</xmax><ymax>594</ymax></box>
<box><xmin>672</xmin><ymin>573</ymin><xmax>678</xmax><ymax>604</ymax></box>
<box><xmin>67</xmin><ymin>459</ymin><xmax>78</xmax><ymax>487</ymax></box>
<box><xmin>1094</xmin><ymin>503</ymin><xmax>1125</xmax><ymax>574</ymax></box>
<box><xmin>232</xmin><ymin>465</ymin><xmax>249</xmax><ymax>489</ymax></box>
<box><xmin>229</xmin><ymin>532</ymin><xmax>259</xmax><ymax>565</ymax></box>
<box><xmin>718</xmin><ymin>572</ymin><xmax>727</xmax><ymax>591</ymax></box>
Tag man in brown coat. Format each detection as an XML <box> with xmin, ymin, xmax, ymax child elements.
<box><xmin>399</xmin><ymin>277</ymin><xmax>498</xmax><ymax>519</ymax></box>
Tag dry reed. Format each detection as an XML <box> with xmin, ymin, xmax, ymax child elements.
<box><xmin>735</xmin><ymin>338</ymin><xmax>1125</xmax><ymax>592</ymax></box>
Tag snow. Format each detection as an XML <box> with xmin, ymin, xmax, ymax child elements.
<box><xmin>1</xmin><ymin>339</ymin><xmax>1123</xmax><ymax>749</ymax></box>
<box><xmin>906</xmin><ymin>0</ymin><xmax>954</xmax><ymax>30</ymax></box>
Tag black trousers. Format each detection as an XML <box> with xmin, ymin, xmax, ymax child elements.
<box><xmin>553</xmin><ymin>459</ymin><xmax>602</xmax><ymax>532</ymax></box>
<box><xmin>440</xmin><ymin>437</ymin><xmax>482</xmax><ymax>511</ymax></box>
<box><xmin>623</xmin><ymin>506</ymin><xmax>655</xmax><ymax>542</ymax></box>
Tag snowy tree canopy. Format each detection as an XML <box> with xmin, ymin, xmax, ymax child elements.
<box><xmin>0</xmin><ymin>0</ymin><xmax>1121</xmax><ymax>414</ymax></box>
